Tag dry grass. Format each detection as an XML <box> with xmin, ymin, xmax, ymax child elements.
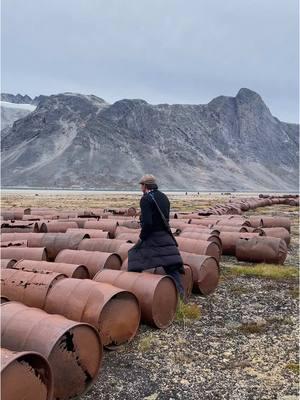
<box><xmin>225</xmin><ymin>263</ymin><xmax>299</xmax><ymax>281</ymax></box>
<box><xmin>176</xmin><ymin>300</ymin><xmax>201</xmax><ymax>322</ymax></box>
<box><xmin>286</xmin><ymin>363</ymin><xmax>300</xmax><ymax>374</ymax></box>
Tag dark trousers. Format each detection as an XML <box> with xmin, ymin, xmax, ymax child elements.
<box><xmin>163</xmin><ymin>265</ymin><xmax>184</xmax><ymax>297</ymax></box>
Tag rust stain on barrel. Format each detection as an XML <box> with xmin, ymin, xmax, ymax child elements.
<box><xmin>1</xmin><ymin>269</ymin><xmax>66</xmax><ymax>308</ymax></box>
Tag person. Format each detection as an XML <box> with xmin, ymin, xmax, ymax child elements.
<box><xmin>128</xmin><ymin>174</ymin><xmax>184</xmax><ymax>297</ymax></box>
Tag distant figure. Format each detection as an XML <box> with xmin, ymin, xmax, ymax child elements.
<box><xmin>128</xmin><ymin>174</ymin><xmax>184</xmax><ymax>297</ymax></box>
<box><xmin>185</xmin><ymin>192</ymin><xmax>187</xmax><ymax>195</ymax></box>
<box><xmin>197</xmin><ymin>192</ymin><xmax>199</xmax><ymax>195</ymax></box>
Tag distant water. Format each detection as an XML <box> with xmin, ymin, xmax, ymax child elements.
<box><xmin>1</xmin><ymin>188</ymin><xmax>296</xmax><ymax>196</ymax></box>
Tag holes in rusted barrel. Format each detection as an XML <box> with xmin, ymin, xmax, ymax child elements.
<box><xmin>1</xmin><ymin>269</ymin><xmax>66</xmax><ymax>308</ymax></box>
<box><xmin>236</xmin><ymin>237</ymin><xmax>288</xmax><ymax>264</ymax></box>
<box><xmin>176</xmin><ymin>237</ymin><xmax>221</xmax><ymax>261</ymax></box>
<box><xmin>13</xmin><ymin>259</ymin><xmax>90</xmax><ymax>279</ymax></box>
<box><xmin>1</xmin><ymin>348</ymin><xmax>53</xmax><ymax>400</ymax></box>
<box><xmin>1</xmin><ymin>302</ymin><xmax>103</xmax><ymax>400</ymax></box>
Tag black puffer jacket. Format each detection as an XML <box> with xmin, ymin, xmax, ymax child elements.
<box><xmin>128</xmin><ymin>190</ymin><xmax>183</xmax><ymax>272</ymax></box>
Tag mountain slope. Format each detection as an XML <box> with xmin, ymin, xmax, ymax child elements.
<box><xmin>1</xmin><ymin>89</ymin><xmax>298</xmax><ymax>190</ymax></box>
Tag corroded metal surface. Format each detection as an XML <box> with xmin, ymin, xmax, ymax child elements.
<box><xmin>1</xmin><ymin>269</ymin><xmax>66</xmax><ymax>308</ymax></box>
<box><xmin>255</xmin><ymin>227</ymin><xmax>291</xmax><ymax>246</ymax></box>
<box><xmin>219</xmin><ymin>232</ymin><xmax>261</xmax><ymax>255</ymax></box>
<box><xmin>179</xmin><ymin>232</ymin><xmax>222</xmax><ymax>249</ymax></box>
<box><xmin>83</xmin><ymin>220</ymin><xmax>118</xmax><ymax>237</ymax></box>
<box><xmin>1</xmin><ymin>247</ymin><xmax>48</xmax><ymax>261</ymax></box>
<box><xmin>94</xmin><ymin>270</ymin><xmax>178</xmax><ymax>329</ymax></box>
<box><xmin>44</xmin><ymin>278</ymin><xmax>140</xmax><ymax>347</ymax></box>
<box><xmin>13</xmin><ymin>259</ymin><xmax>90</xmax><ymax>279</ymax></box>
<box><xmin>116</xmin><ymin>242</ymin><xmax>135</xmax><ymax>262</ymax></box>
<box><xmin>38</xmin><ymin>222</ymin><xmax>79</xmax><ymax>233</ymax></box>
<box><xmin>180</xmin><ymin>252</ymin><xmax>219</xmax><ymax>295</ymax></box>
<box><xmin>260</xmin><ymin>216</ymin><xmax>291</xmax><ymax>232</ymax></box>
<box><xmin>66</xmin><ymin>228</ymin><xmax>109</xmax><ymax>238</ymax></box>
<box><xmin>1</xmin><ymin>347</ymin><xmax>53</xmax><ymax>400</ymax></box>
<box><xmin>1</xmin><ymin>240</ymin><xmax>28</xmax><ymax>247</ymax></box>
<box><xmin>176</xmin><ymin>237</ymin><xmax>221</xmax><ymax>261</ymax></box>
<box><xmin>55</xmin><ymin>249</ymin><xmax>121</xmax><ymax>277</ymax></box>
<box><xmin>78</xmin><ymin>238</ymin><xmax>129</xmax><ymax>253</ymax></box>
<box><xmin>236</xmin><ymin>237</ymin><xmax>288</xmax><ymax>264</ymax></box>
<box><xmin>1</xmin><ymin>302</ymin><xmax>102</xmax><ymax>400</ymax></box>
<box><xmin>114</xmin><ymin>232</ymin><xmax>140</xmax><ymax>243</ymax></box>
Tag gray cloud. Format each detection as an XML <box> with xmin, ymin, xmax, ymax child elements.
<box><xmin>1</xmin><ymin>0</ymin><xmax>299</xmax><ymax>122</ymax></box>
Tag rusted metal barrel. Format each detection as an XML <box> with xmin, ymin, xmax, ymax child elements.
<box><xmin>210</xmin><ymin>225</ymin><xmax>248</xmax><ymax>233</ymax></box>
<box><xmin>55</xmin><ymin>249</ymin><xmax>121</xmax><ymax>277</ymax></box>
<box><xmin>180</xmin><ymin>252</ymin><xmax>219</xmax><ymax>295</ymax></box>
<box><xmin>190</xmin><ymin>218</ymin><xmax>219</xmax><ymax>226</ymax></box>
<box><xmin>1</xmin><ymin>269</ymin><xmax>66</xmax><ymax>308</ymax></box>
<box><xmin>261</xmin><ymin>216</ymin><xmax>291</xmax><ymax>232</ymax></box>
<box><xmin>236</xmin><ymin>237</ymin><xmax>288</xmax><ymax>264</ymax></box>
<box><xmin>1</xmin><ymin>259</ymin><xmax>17</xmax><ymax>269</ymax></box>
<box><xmin>179</xmin><ymin>232</ymin><xmax>222</xmax><ymax>248</ymax></box>
<box><xmin>169</xmin><ymin>220</ymin><xmax>190</xmax><ymax>230</ymax></box>
<box><xmin>38</xmin><ymin>222</ymin><xmax>79</xmax><ymax>233</ymax></box>
<box><xmin>1</xmin><ymin>302</ymin><xmax>102</xmax><ymax>400</ymax></box>
<box><xmin>66</xmin><ymin>228</ymin><xmax>109</xmax><ymax>238</ymax></box>
<box><xmin>145</xmin><ymin>265</ymin><xmax>193</xmax><ymax>302</ymax></box>
<box><xmin>219</xmin><ymin>232</ymin><xmax>262</xmax><ymax>255</ymax></box>
<box><xmin>93</xmin><ymin>270</ymin><xmax>178</xmax><ymax>329</ymax></box>
<box><xmin>255</xmin><ymin>227</ymin><xmax>291</xmax><ymax>246</ymax></box>
<box><xmin>1</xmin><ymin>207</ymin><xmax>30</xmax><ymax>220</ymax></box>
<box><xmin>115</xmin><ymin>226</ymin><xmax>140</xmax><ymax>235</ymax></box>
<box><xmin>181</xmin><ymin>226</ymin><xmax>220</xmax><ymax>235</ymax></box>
<box><xmin>114</xmin><ymin>232</ymin><xmax>140</xmax><ymax>243</ymax></box>
<box><xmin>1</xmin><ymin>239</ymin><xmax>28</xmax><ymax>247</ymax></box>
<box><xmin>216</xmin><ymin>219</ymin><xmax>251</xmax><ymax>227</ymax></box>
<box><xmin>13</xmin><ymin>259</ymin><xmax>90</xmax><ymax>279</ymax></box>
<box><xmin>176</xmin><ymin>237</ymin><xmax>221</xmax><ymax>261</ymax></box>
<box><xmin>1</xmin><ymin>247</ymin><xmax>48</xmax><ymax>261</ymax></box>
<box><xmin>44</xmin><ymin>278</ymin><xmax>140</xmax><ymax>347</ymax></box>
<box><xmin>117</xmin><ymin>220</ymin><xmax>141</xmax><ymax>229</ymax></box>
<box><xmin>1</xmin><ymin>221</ymin><xmax>35</xmax><ymax>233</ymax></box>
<box><xmin>1</xmin><ymin>347</ymin><xmax>53</xmax><ymax>400</ymax></box>
<box><xmin>78</xmin><ymin>238</ymin><xmax>130</xmax><ymax>253</ymax></box>
<box><xmin>1</xmin><ymin>232</ymin><xmax>90</xmax><ymax>260</ymax></box>
<box><xmin>83</xmin><ymin>220</ymin><xmax>118</xmax><ymax>237</ymax></box>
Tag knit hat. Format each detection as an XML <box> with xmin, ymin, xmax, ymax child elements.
<box><xmin>139</xmin><ymin>174</ymin><xmax>157</xmax><ymax>185</ymax></box>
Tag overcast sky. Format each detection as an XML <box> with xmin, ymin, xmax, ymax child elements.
<box><xmin>1</xmin><ymin>0</ymin><xmax>299</xmax><ymax>122</ymax></box>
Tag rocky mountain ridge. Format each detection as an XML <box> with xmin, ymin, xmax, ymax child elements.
<box><xmin>1</xmin><ymin>89</ymin><xmax>298</xmax><ymax>190</ymax></box>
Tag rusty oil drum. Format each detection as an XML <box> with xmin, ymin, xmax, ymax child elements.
<box><xmin>44</xmin><ymin>278</ymin><xmax>141</xmax><ymax>347</ymax></box>
<box><xmin>13</xmin><ymin>259</ymin><xmax>90</xmax><ymax>279</ymax></box>
<box><xmin>66</xmin><ymin>228</ymin><xmax>110</xmax><ymax>238</ymax></box>
<box><xmin>1</xmin><ymin>302</ymin><xmax>102</xmax><ymax>400</ymax></box>
<box><xmin>180</xmin><ymin>251</ymin><xmax>219</xmax><ymax>295</ymax></box>
<box><xmin>1</xmin><ymin>269</ymin><xmax>66</xmax><ymax>308</ymax></box>
<box><xmin>236</xmin><ymin>236</ymin><xmax>288</xmax><ymax>264</ymax></box>
<box><xmin>55</xmin><ymin>249</ymin><xmax>121</xmax><ymax>277</ymax></box>
<box><xmin>93</xmin><ymin>270</ymin><xmax>178</xmax><ymax>329</ymax></box>
<box><xmin>1</xmin><ymin>347</ymin><xmax>53</xmax><ymax>400</ymax></box>
<box><xmin>176</xmin><ymin>237</ymin><xmax>221</xmax><ymax>261</ymax></box>
<box><xmin>0</xmin><ymin>247</ymin><xmax>48</xmax><ymax>261</ymax></box>
<box><xmin>219</xmin><ymin>232</ymin><xmax>262</xmax><ymax>255</ymax></box>
<box><xmin>78</xmin><ymin>238</ymin><xmax>130</xmax><ymax>253</ymax></box>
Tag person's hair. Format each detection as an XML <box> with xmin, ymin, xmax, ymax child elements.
<box><xmin>145</xmin><ymin>183</ymin><xmax>158</xmax><ymax>190</ymax></box>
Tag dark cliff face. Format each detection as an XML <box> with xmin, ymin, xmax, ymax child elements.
<box><xmin>1</xmin><ymin>89</ymin><xmax>299</xmax><ymax>190</ymax></box>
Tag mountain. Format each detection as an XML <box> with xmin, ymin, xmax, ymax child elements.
<box><xmin>1</xmin><ymin>89</ymin><xmax>299</xmax><ymax>191</ymax></box>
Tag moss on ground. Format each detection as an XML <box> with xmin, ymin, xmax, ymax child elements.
<box><xmin>224</xmin><ymin>263</ymin><xmax>299</xmax><ymax>281</ymax></box>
